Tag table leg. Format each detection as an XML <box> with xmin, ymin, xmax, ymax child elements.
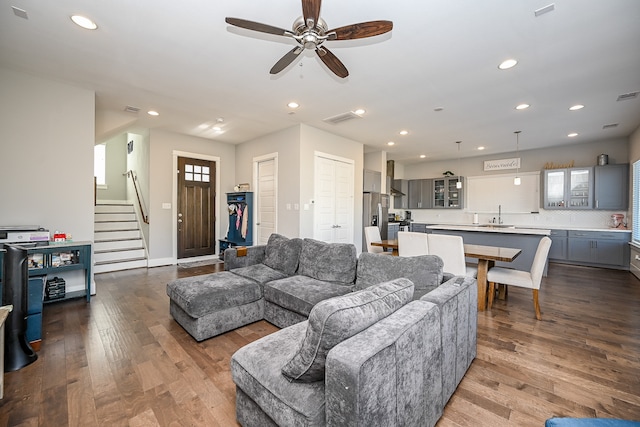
<box><xmin>476</xmin><ymin>259</ymin><xmax>494</xmax><ymax>311</ymax></box>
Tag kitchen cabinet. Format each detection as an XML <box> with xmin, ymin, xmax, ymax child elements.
<box><xmin>594</xmin><ymin>164</ymin><xmax>629</xmax><ymax>210</ymax></box>
<box><xmin>543</xmin><ymin>167</ymin><xmax>593</xmax><ymax>210</ymax></box>
<box><xmin>433</xmin><ymin>177</ymin><xmax>464</xmax><ymax>209</ymax></box>
<box><xmin>363</xmin><ymin>170</ymin><xmax>382</xmax><ymax>192</ymax></box>
<box><xmin>567</xmin><ymin>230</ymin><xmax>630</xmax><ymax>268</ymax></box>
<box><xmin>392</xmin><ymin>179</ymin><xmax>409</xmax><ymax>209</ymax></box>
<box><xmin>408</xmin><ymin>179</ymin><xmax>432</xmax><ymax>209</ymax></box>
<box><xmin>388</xmin><ymin>223</ymin><xmax>400</xmax><ymax>241</ymax></box>
<box><xmin>548</xmin><ymin>229</ymin><xmax>568</xmax><ymax>261</ymax></box>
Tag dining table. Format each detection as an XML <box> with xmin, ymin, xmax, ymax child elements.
<box><xmin>369</xmin><ymin>240</ymin><xmax>522</xmax><ymax>311</ymax></box>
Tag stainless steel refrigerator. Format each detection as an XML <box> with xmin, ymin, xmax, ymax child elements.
<box><xmin>363</xmin><ymin>192</ymin><xmax>389</xmax><ymax>251</ymax></box>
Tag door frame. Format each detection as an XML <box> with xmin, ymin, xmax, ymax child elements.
<box><xmin>172</xmin><ymin>150</ymin><xmax>221</xmax><ymax>263</ymax></box>
<box><xmin>252</xmin><ymin>152</ymin><xmax>279</xmax><ymax>245</ymax></box>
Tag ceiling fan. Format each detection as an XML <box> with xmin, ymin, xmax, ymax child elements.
<box><xmin>225</xmin><ymin>0</ymin><xmax>393</xmax><ymax>78</ymax></box>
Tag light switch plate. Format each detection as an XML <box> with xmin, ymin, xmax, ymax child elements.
<box><xmin>162</xmin><ymin>203</ymin><xmax>171</xmax><ymax>209</ymax></box>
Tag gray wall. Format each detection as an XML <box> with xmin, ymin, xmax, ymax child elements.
<box><xmin>96</xmin><ymin>133</ymin><xmax>127</xmax><ymax>201</ymax></box>
<box><xmin>126</xmin><ymin>131</ymin><xmax>150</xmax><ymax>244</ymax></box>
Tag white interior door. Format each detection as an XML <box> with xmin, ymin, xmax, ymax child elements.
<box><xmin>255</xmin><ymin>156</ymin><xmax>277</xmax><ymax>245</ymax></box>
<box><xmin>314</xmin><ymin>155</ymin><xmax>354</xmax><ymax>243</ymax></box>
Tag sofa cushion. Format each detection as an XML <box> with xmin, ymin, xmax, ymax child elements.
<box><xmin>166</xmin><ymin>271</ymin><xmax>261</xmax><ymax>318</ymax></box>
<box><xmin>355</xmin><ymin>252</ymin><xmax>444</xmax><ymax>291</ymax></box>
<box><xmin>231</xmin><ymin>263</ymin><xmax>289</xmax><ymax>285</ymax></box>
<box><xmin>263</xmin><ymin>233</ymin><xmax>303</xmax><ymax>276</ymax></box>
<box><xmin>297</xmin><ymin>239</ymin><xmax>357</xmax><ymax>285</ymax></box>
<box><xmin>264</xmin><ymin>276</ymin><xmax>354</xmax><ymax>318</ymax></box>
<box><xmin>281</xmin><ymin>278</ymin><xmax>414</xmax><ymax>383</ymax></box>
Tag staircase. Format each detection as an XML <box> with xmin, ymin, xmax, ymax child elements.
<box><xmin>94</xmin><ymin>202</ymin><xmax>147</xmax><ymax>274</ymax></box>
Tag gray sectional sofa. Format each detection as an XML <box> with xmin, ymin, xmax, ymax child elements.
<box><xmin>167</xmin><ymin>233</ymin><xmax>478</xmax><ymax>427</ymax></box>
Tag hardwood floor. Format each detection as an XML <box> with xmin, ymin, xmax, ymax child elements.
<box><xmin>1</xmin><ymin>262</ymin><xmax>639</xmax><ymax>426</ymax></box>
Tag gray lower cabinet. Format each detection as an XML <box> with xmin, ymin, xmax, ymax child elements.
<box><xmin>388</xmin><ymin>223</ymin><xmax>400</xmax><ymax>241</ymax></box>
<box><xmin>567</xmin><ymin>230</ymin><xmax>630</xmax><ymax>269</ymax></box>
<box><xmin>548</xmin><ymin>229</ymin><xmax>568</xmax><ymax>260</ymax></box>
<box><xmin>409</xmin><ymin>223</ymin><xmax>432</xmax><ymax>233</ymax></box>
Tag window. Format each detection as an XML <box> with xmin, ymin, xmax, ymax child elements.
<box><xmin>94</xmin><ymin>143</ymin><xmax>106</xmax><ymax>186</ymax></box>
<box><xmin>632</xmin><ymin>160</ymin><xmax>640</xmax><ymax>244</ymax></box>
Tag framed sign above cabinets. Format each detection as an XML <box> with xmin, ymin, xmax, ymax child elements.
<box><xmin>466</xmin><ymin>171</ymin><xmax>540</xmax><ymax>213</ymax></box>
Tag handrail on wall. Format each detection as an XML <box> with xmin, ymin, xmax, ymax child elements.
<box><xmin>125</xmin><ymin>170</ymin><xmax>149</xmax><ymax>224</ymax></box>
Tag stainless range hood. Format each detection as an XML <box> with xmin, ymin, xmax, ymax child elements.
<box><xmin>386</xmin><ymin>160</ymin><xmax>405</xmax><ymax>196</ymax></box>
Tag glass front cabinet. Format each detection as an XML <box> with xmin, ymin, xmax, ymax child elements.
<box><xmin>432</xmin><ymin>177</ymin><xmax>464</xmax><ymax>209</ymax></box>
<box><xmin>543</xmin><ymin>167</ymin><xmax>593</xmax><ymax>210</ymax></box>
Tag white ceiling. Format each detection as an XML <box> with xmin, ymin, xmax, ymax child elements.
<box><xmin>2</xmin><ymin>0</ymin><xmax>640</xmax><ymax>164</ymax></box>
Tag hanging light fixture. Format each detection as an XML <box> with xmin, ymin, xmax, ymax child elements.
<box><xmin>514</xmin><ymin>131</ymin><xmax>522</xmax><ymax>185</ymax></box>
<box><xmin>456</xmin><ymin>141</ymin><xmax>463</xmax><ymax>189</ymax></box>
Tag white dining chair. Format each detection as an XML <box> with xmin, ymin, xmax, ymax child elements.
<box><xmin>397</xmin><ymin>231</ymin><xmax>429</xmax><ymax>257</ymax></box>
<box><xmin>427</xmin><ymin>234</ymin><xmax>478</xmax><ymax>278</ymax></box>
<box><xmin>364</xmin><ymin>226</ymin><xmax>392</xmax><ymax>255</ymax></box>
<box><xmin>486</xmin><ymin>236</ymin><xmax>552</xmax><ymax>320</ymax></box>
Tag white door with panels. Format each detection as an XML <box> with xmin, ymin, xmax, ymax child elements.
<box><xmin>314</xmin><ymin>155</ymin><xmax>354</xmax><ymax>243</ymax></box>
<box><xmin>255</xmin><ymin>155</ymin><xmax>277</xmax><ymax>245</ymax></box>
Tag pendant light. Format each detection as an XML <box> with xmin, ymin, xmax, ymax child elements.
<box><xmin>456</xmin><ymin>141</ymin><xmax>462</xmax><ymax>189</ymax></box>
<box><xmin>514</xmin><ymin>131</ymin><xmax>521</xmax><ymax>186</ymax></box>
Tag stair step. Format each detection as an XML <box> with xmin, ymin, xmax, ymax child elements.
<box><xmin>95</xmin><ymin>230</ymin><xmax>141</xmax><ymax>241</ymax></box>
<box><xmin>95</xmin><ymin>221</ymin><xmax>139</xmax><ymax>232</ymax></box>
<box><xmin>94</xmin><ymin>258</ymin><xmax>148</xmax><ymax>274</ymax></box>
<box><xmin>95</xmin><ymin>213</ymin><xmax>137</xmax><ymax>222</ymax></box>
<box><xmin>94</xmin><ymin>248</ymin><xmax>146</xmax><ymax>263</ymax></box>
<box><xmin>94</xmin><ymin>239</ymin><xmax>143</xmax><ymax>252</ymax></box>
<box><xmin>95</xmin><ymin>204</ymin><xmax>135</xmax><ymax>214</ymax></box>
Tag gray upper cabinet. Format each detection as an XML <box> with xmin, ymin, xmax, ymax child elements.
<box><xmin>433</xmin><ymin>177</ymin><xmax>464</xmax><ymax>209</ymax></box>
<box><xmin>594</xmin><ymin>164</ymin><xmax>629</xmax><ymax>210</ymax></box>
<box><xmin>393</xmin><ymin>179</ymin><xmax>409</xmax><ymax>209</ymax></box>
<box><xmin>408</xmin><ymin>179</ymin><xmax>432</xmax><ymax>209</ymax></box>
<box><xmin>543</xmin><ymin>167</ymin><xmax>593</xmax><ymax>210</ymax></box>
<box><xmin>363</xmin><ymin>170</ymin><xmax>382</xmax><ymax>192</ymax></box>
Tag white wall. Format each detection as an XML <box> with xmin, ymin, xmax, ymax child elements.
<box><xmin>0</xmin><ymin>67</ymin><xmax>95</xmax><ymax>292</ymax></box>
<box><xmin>146</xmin><ymin>129</ymin><xmax>236</xmax><ymax>265</ymax></box>
<box><xmin>235</xmin><ymin>125</ymin><xmax>301</xmax><ymax>237</ymax></box>
<box><xmin>96</xmin><ymin>133</ymin><xmax>127</xmax><ymax>201</ymax></box>
<box><xmin>126</xmin><ymin>131</ymin><xmax>150</xmax><ymax>244</ymax></box>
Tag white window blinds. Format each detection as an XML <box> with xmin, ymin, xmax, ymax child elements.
<box><xmin>632</xmin><ymin>160</ymin><xmax>640</xmax><ymax>244</ymax></box>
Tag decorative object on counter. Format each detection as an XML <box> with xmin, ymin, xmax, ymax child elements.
<box><xmin>473</xmin><ymin>213</ymin><xmax>479</xmax><ymax>224</ymax></box>
<box><xmin>234</xmin><ymin>183</ymin><xmax>250</xmax><ymax>191</ymax></box>
<box><xmin>597</xmin><ymin>154</ymin><xmax>609</xmax><ymax>166</ymax></box>
<box><xmin>514</xmin><ymin>131</ymin><xmax>522</xmax><ymax>185</ymax></box>
<box><xmin>456</xmin><ymin>141</ymin><xmax>463</xmax><ymax>189</ymax></box>
<box><xmin>611</xmin><ymin>213</ymin><xmax>626</xmax><ymax>229</ymax></box>
<box><xmin>443</xmin><ymin>170</ymin><xmax>454</xmax><ymax>176</ymax></box>
<box><xmin>544</xmin><ymin>160</ymin><xmax>575</xmax><ymax>169</ymax></box>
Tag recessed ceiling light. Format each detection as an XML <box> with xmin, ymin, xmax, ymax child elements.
<box><xmin>515</xmin><ymin>103</ymin><xmax>530</xmax><ymax>110</ymax></box>
<box><xmin>70</xmin><ymin>15</ymin><xmax>98</xmax><ymax>30</ymax></box>
<box><xmin>498</xmin><ymin>59</ymin><xmax>518</xmax><ymax>70</ymax></box>
<box><xmin>212</xmin><ymin>126</ymin><xmax>222</xmax><ymax>132</ymax></box>
<box><xmin>568</xmin><ymin>132</ymin><xmax>578</xmax><ymax>138</ymax></box>
<box><xmin>477</xmin><ymin>146</ymin><xmax>485</xmax><ymax>150</ymax></box>
<box><xmin>569</xmin><ymin>104</ymin><xmax>584</xmax><ymax>111</ymax></box>
<box><xmin>198</xmin><ymin>123</ymin><xmax>209</xmax><ymax>129</ymax></box>
<box><xmin>419</xmin><ymin>154</ymin><xmax>426</xmax><ymax>159</ymax></box>
<box><xmin>399</xmin><ymin>130</ymin><xmax>408</xmax><ymax>136</ymax></box>
<box><xmin>387</xmin><ymin>141</ymin><xmax>395</xmax><ymax>146</ymax></box>
<box><xmin>353</xmin><ymin>109</ymin><xmax>366</xmax><ymax>115</ymax></box>
<box><xmin>287</xmin><ymin>102</ymin><xmax>299</xmax><ymax>109</ymax></box>
<box><xmin>147</xmin><ymin>110</ymin><xmax>159</xmax><ymax>116</ymax></box>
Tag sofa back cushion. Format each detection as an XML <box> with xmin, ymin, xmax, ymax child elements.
<box><xmin>298</xmin><ymin>239</ymin><xmax>357</xmax><ymax>285</ymax></box>
<box><xmin>281</xmin><ymin>278</ymin><xmax>414</xmax><ymax>382</ymax></box>
<box><xmin>263</xmin><ymin>233</ymin><xmax>303</xmax><ymax>276</ymax></box>
<box><xmin>355</xmin><ymin>252</ymin><xmax>444</xmax><ymax>291</ymax></box>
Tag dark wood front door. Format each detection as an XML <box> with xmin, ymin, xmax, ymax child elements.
<box><xmin>177</xmin><ymin>157</ymin><xmax>216</xmax><ymax>259</ymax></box>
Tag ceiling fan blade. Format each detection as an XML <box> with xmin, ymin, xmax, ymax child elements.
<box><xmin>302</xmin><ymin>0</ymin><xmax>322</xmax><ymax>28</ymax></box>
<box><xmin>328</xmin><ymin>20</ymin><xmax>393</xmax><ymax>40</ymax></box>
<box><xmin>225</xmin><ymin>17</ymin><xmax>291</xmax><ymax>36</ymax></box>
<box><xmin>270</xmin><ymin>47</ymin><xmax>304</xmax><ymax>75</ymax></box>
<box><xmin>316</xmin><ymin>47</ymin><xmax>348</xmax><ymax>78</ymax></box>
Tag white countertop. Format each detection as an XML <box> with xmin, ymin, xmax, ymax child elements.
<box><xmin>427</xmin><ymin>224</ymin><xmax>551</xmax><ymax>235</ymax></box>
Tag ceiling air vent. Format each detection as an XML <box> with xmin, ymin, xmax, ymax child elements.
<box><xmin>602</xmin><ymin>123</ymin><xmax>619</xmax><ymax>130</ymax></box>
<box><xmin>323</xmin><ymin>111</ymin><xmax>362</xmax><ymax>125</ymax></box>
<box><xmin>124</xmin><ymin>105</ymin><xmax>141</xmax><ymax>113</ymax></box>
<box><xmin>534</xmin><ymin>4</ymin><xmax>555</xmax><ymax>17</ymax></box>
<box><xmin>617</xmin><ymin>91</ymin><xmax>639</xmax><ymax>102</ymax></box>
<box><xmin>12</xmin><ymin>6</ymin><xmax>28</xmax><ymax>19</ymax></box>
